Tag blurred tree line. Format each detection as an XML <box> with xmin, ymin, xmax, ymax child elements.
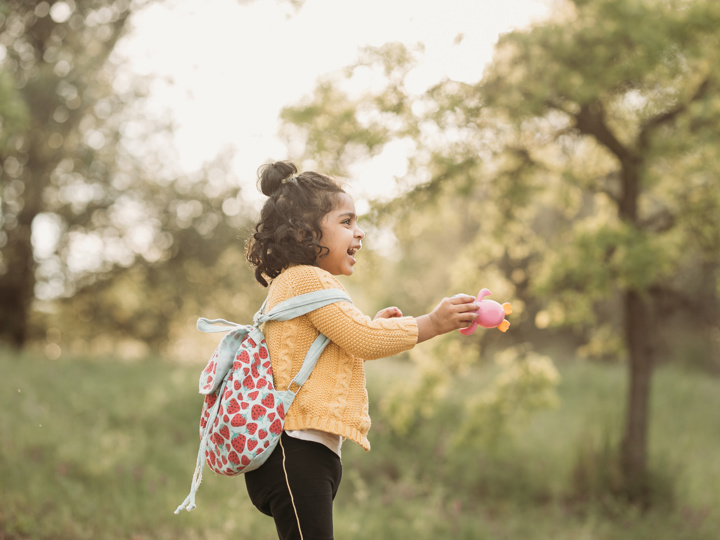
<box><xmin>1</xmin><ymin>0</ymin><xmax>718</xmax><ymax>508</ymax></box>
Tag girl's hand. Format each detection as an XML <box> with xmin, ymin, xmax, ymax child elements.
<box><xmin>374</xmin><ymin>306</ymin><xmax>403</xmax><ymax>320</ymax></box>
<box><xmin>416</xmin><ymin>295</ymin><xmax>478</xmax><ymax>343</ymax></box>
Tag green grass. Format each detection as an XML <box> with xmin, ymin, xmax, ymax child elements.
<box><xmin>1</xmin><ymin>348</ymin><xmax>719</xmax><ymax>539</ymax></box>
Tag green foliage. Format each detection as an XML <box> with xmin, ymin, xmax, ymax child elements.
<box><xmin>0</xmin><ymin>70</ymin><xmax>29</xmax><ymax>149</ymax></box>
<box><xmin>2</xmin><ymin>349</ymin><xmax>719</xmax><ymax>539</ymax></box>
<box><xmin>0</xmin><ymin>1</ymin><xmax>271</xmax><ymax>352</ymax></box>
<box><xmin>282</xmin><ymin>0</ymin><xmax>720</xmax><ymax>351</ymax></box>
<box><xmin>280</xmin><ymin>42</ymin><xmax>425</xmax><ymax>176</ymax></box>
<box><xmin>0</xmin><ymin>0</ymin><xmax>140</xmax><ymax>346</ymax></box>
<box><xmin>279</xmin><ymin>0</ymin><xmax>720</xmax><ymax>504</ymax></box>
<box><xmin>378</xmin><ymin>337</ymin><xmax>561</xmax><ymax>456</ymax></box>
<box><xmin>452</xmin><ymin>347</ymin><xmax>561</xmax><ymax>450</ymax></box>
<box><xmin>36</xmin><ymin>151</ymin><xmax>267</xmax><ymax>356</ymax></box>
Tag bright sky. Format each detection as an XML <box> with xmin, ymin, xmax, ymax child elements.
<box><xmin>116</xmin><ymin>0</ymin><xmax>549</xmax><ymax>207</ymax></box>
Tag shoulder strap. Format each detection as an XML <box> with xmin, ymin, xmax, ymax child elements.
<box><xmin>196</xmin><ymin>318</ymin><xmax>243</xmax><ymax>333</ymax></box>
<box><xmin>255</xmin><ymin>289</ymin><xmax>351</xmax><ymax>325</ymax></box>
<box><xmin>195</xmin><ymin>289</ymin><xmax>352</xmax><ymax>394</ymax></box>
<box><xmin>196</xmin><ymin>289</ymin><xmax>351</xmax><ymax>333</ymax></box>
<box><xmin>259</xmin><ymin>289</ymin><xmax>352</xmax><ymax>409</ymax></box>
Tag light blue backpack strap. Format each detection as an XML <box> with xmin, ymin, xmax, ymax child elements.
<box><xmin>278</xmin><ymin>333</ymin><xmax>332</xmax><ymax>412</ymax></box>
<box><xmin>291</xmin><ymin>334</ymin><xmax>331</xmax><ymax>388</ymax></box>
<box><xmin>197</xmin><ymin>318</ymin><xmax>241</xmax><ymax>333</ymax></box>
<box><xmin>255</xmin><ymin>289</ymin><xmax>351</xmax><ymax>325</ymax></box>
<box><xmin>175</xmin><ymin>375</ymin><xmax>230</xmax><ymax>514</ymax></box>
<box><xmin>195</xmin><ymin>318</ymin><xmax>250</xmax><ymax>394</ymax></box>
<box><xmin>258</xmin><ymin>289</ymin><xmax>352</xmax><ymax>411</ymax></box>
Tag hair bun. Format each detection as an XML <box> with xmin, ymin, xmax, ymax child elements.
<box><xmin>257</xmin><ymin>161</ymin><xmax>298</xmax><ymax>196</ymax></box>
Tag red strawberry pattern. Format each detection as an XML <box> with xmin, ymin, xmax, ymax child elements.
<box><xmin>231</xmin><ymin>434</ymin><xmax>246</xmax><ymax>452</ymax></box>
<box><xmin>269</xmin><ymin>419</ymin><xmax>282</xmax><ymax>435</ymax></box>
<box><xmin>199</xmin><ymin>332</ymin><xmax>290</xmax><ymax>476</ymax></box>
<box><xmin>251</xmin><ymin>405</ymin><xmax>266</xmax><ymax>421</ymax></box>
<box><xmin>227</xmin><ymin>399</ymin><xmax>240</xmax><ymax>414</ymax></box>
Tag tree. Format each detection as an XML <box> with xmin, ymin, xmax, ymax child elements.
<box><xmin>0</xmin><ymin>0</ymin><xmax>140</xmax><ymax>347</ymax></box>
<box><xmin>481</xmin><ymin>0</ymin><xmax>720</xmax><ymax>501</ymax></box>
<box><xmin>280</xmin><ymin>0</ymin><xmax>720</xmax><ymax>504</ymax></box>
<box><xmin>43</xmin><ymin>149</ymin><xmax>267</xmax><ymax>356</ymax></box>
<box><xmin>0</xmin><ymin>0</ymin><xmax>319</xmax><ymax>353</ymax></box>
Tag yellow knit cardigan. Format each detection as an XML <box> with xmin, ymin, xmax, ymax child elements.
<box><xmin>262</xmin><ymin>265</ymin><xmax>418</xmax><ymax>451</ymax></box>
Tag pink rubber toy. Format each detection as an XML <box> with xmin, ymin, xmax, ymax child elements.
<box><xmin>460</xmin><ymin>288</ymin><xmax>512</xmax><ymax>335</ymax></box>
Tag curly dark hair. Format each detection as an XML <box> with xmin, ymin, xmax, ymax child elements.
<box><xmin>245</xmin><ymin>161</ymin><xmax>346</xmax><ymax>286</ymax></box>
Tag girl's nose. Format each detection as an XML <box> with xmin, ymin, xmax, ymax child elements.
<box><xmin>355</xmin><ymin>224</ymin><xmax>365</xmax><ymax>239</ymax></box>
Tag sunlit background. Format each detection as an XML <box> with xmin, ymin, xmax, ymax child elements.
<box><xmin>1</xmin><ymin>0</ymin><xmax>719</xmax><ymax>538</ymax></box>
<box><xmin>118</xmin><ymin>0</ymin><xmax>548</xmax><ymax>205</ymax></box>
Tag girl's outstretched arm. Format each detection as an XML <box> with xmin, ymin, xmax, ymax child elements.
<box><xmin>415</xmin><ymin>294</ymin><xmax>478</xmax><ymax>343</ymax></box>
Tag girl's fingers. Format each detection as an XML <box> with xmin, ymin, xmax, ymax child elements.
<box><xmin>450</xmin><ymin>294</ymin><xmax>477</xmax><ymax>304</ymax></box>
<box><xmin>374</xmin><ymin>306</ymin><xmax>403</xmax><ymax>319</ymax></box>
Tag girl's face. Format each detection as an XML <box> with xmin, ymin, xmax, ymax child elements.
<box><xmin>316</xmin><ymin>193</ymin><xmax>365</xmax><ymax>276</ymax></box>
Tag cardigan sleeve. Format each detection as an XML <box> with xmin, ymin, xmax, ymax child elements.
<box><xmin>285</xmin><ymin>265</ymin><xmax>418</xmax><ymax>360</ymax></box>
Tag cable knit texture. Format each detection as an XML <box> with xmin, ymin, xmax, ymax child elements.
<box><xmin>263</xmin><ymin>265</ymin><xmax>418</xmax><ymax>451</ymax></box>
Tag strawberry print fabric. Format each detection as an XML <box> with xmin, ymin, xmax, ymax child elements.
<box><xmin>199</xmin><ymin>332</ymin><xmax>286</xmax><ymax>475</ymax></box>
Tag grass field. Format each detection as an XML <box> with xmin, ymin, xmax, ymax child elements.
<box><xmin>1</xmin><ymin>348</ymin><xmax>718</xmax><ymax>539</ymax></box>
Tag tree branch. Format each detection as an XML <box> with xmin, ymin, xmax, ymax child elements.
<box><xmin>574</xmin><ymin>101</ymin><xmax>635</xmax><ymax>165</ymax></box>
<box><xmin>638</xmin><ymin>77</ymin><xmax>711</xmax><ymax>151</ymax></box>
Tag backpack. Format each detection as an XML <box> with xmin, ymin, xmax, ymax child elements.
<box><xmin>175</xmin><ymin>288</ymin><xmax>351</xmax><ymax>514</ymax></box>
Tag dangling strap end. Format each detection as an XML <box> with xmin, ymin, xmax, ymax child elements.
<box><xmin>174</xmin><ymin>494</ymin><xmax>197</xmax><ymax>514</ymax></box>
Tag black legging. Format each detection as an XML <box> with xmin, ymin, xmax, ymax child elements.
<box><xmin>245</xmin><ymin>432</ymin><xmax>343</xmax><ymax>540</ymax></box>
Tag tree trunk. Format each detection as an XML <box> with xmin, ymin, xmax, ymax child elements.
<box><xmin>0</xmin><ymin>154</ymin><xmax>45</xmax><ymax>348</ymax></box>
<box><xmin>0</xmin><ymin>220</ymin><xmax>36</xmax><ymax>347</ymax></box>
<box><xmin>617</xmin><ymin>154</ymin><xmax>655</xmax><ymax>504</ymax></box>
<box><xmin>619</xmin><ymin>288</ymin><xmax>654</xmax><ymax>503</ymax></box>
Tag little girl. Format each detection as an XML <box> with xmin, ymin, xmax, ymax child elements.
<box><xmin>243</xmin><ymin>161</ymin><xmax>478</xmax><ymax>540</ymax></box>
